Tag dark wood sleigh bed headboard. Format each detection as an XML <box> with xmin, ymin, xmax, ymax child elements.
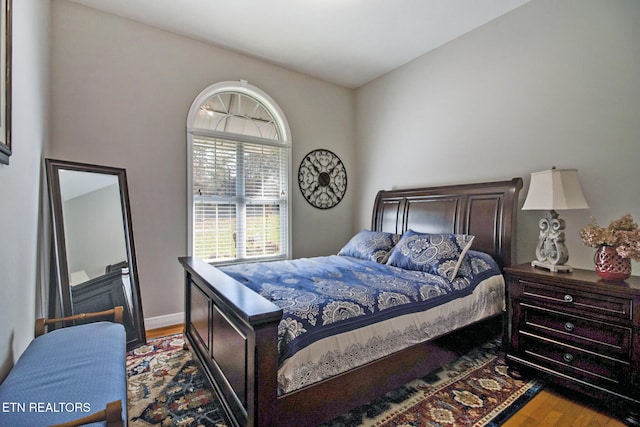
<box><xmin>371</xmin><ymin>178</ymin><xmax>523</xmax><ymax>269</ymax></box>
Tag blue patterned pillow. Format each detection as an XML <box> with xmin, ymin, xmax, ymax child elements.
<box><xmin>386</xmin><ymin>230</ymin><xmax>475</xmax><ymax>280</ymax></box>
<box><xmin>457</xmin><ymin>250</ymin><xmax>500</xmax><ymax>278</ymax></box>
<box><xmin>338</xmin><ymin>230</ymin><xmax>401</xmax><ymax>263</ymax></box>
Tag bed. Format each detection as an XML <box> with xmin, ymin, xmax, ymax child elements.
<box><xmin>179</xmin><ymin>177</ymin><xmax>523</xmax><ymax>427</ymax></box>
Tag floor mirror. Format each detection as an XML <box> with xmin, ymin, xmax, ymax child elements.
<box><xmin>45</xmin><ymin>158</ymin><xmax>146</xmax><ymax>349</ymax></box>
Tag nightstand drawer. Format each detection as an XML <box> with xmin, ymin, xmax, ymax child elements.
<box><xmin>520</xmin><ymin>280</ymin><xmax>632</xmax><ymax>321</ymax></box>
<box><xmin>520</xmin><ymin>303</ymin><xmax>632</xmax><ymax>357</ymax></box>
<box><xmin>519</xmin><ymin>333</ymin><xmax>630</xmax><ymax>389</ymax></box>
<box><xmin>506</xmin><ymin>264</ymin><xmax>640</xmax><ymax>414</ymax></box>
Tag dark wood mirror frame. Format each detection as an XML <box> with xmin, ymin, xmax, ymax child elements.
<box><xmin>0</xmin><ymin>0</ymin><xmax>12</xmax><ymax>165</ymax></box>
<box><xmin>45</xmin><ymin>158</ymin><xmax>146</xmax><ymax>349</ymax></box>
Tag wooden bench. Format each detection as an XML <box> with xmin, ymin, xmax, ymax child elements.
<box><xmin>0</xmin><ymin>307</ymin><xmax>127</xmax><ymax>426</ymax></box>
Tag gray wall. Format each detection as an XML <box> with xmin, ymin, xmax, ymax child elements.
<box><xmin>355</xmin><ymin>0</ymin><xmax>640</xmax><ymax>275</ymax></box>
<box><xmin>0</xmin><ymin>0</ymin><xmax>50</xmax><ymax>380</ymax></box>
<box><xmin>49</xmin><ymin>0</ymin><xmax>356</xmax><ymax>321</ymax></box>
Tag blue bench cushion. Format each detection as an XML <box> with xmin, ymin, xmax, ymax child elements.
<box><xmin>0</xmin><ymin>322</ymin><xmax>126</xmax><ymax>426</ymax></box>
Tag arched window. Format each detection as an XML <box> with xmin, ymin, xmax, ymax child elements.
<box><xmin>187</xmin><ymin>81</ymin><xmax>291</xmax><ymax>264</ymax></box>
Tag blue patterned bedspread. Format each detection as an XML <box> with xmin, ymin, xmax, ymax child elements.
<box><xmin>220</xmin><ymin>252</ymin><xmax>500</xmax><ymax>363</ymax></box>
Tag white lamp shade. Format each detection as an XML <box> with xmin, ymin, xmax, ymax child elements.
<box><xmin>522</xmin><ymin>168</ymin><xmax>589</xmax><ymax>210</ymax></box>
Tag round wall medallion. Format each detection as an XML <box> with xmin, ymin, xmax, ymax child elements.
<box><xmin>298</xmin><ymin>149</ymin><xmax>347</xmax><ymax>209</ymax></box>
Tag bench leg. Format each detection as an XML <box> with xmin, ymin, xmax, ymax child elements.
<box><xmin>47</xmin><ymin>400</ymin><xmax>123</xmax><ymax>427</ymax></box>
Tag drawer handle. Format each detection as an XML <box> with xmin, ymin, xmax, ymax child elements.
<box><xmin>564</xmin><ymin>322</ymin><xmax>575</xmax><ymax>332</ymax></box>
<box><xmin>563</xmin><ymin>353</ymin><xmax>574</xmax><ymax>363</ymax></box>
<box><xmin>564</xmin><ymin>294</ymin><xmax>574</xmax><ymax>303</ymax></box>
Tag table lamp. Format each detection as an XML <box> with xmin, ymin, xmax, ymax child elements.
<box><xmin>522</xmin><ymin>167</ymin><xmax>589</xmax><ymax>272</ymax></box>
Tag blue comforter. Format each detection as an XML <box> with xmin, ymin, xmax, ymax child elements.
<box><xmin>220</xmin><ymin>251</ymin><xmax>500</xmax><ymax>363</ymax></box>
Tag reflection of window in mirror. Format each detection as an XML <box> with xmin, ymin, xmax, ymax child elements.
<box><xmin>58</xmin><ymin>170</ymin><xmax>128</xmax><ymax>286</ymax></box>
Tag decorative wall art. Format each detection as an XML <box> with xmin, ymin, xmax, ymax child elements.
<box><xmin>0</xmin><ymin>0</ymin><xmax>11</xmax><ymax>165</ymax></box>
<box><xmin>298</xmin><ymin>149</ymin><xmax>347</xmax><ymax>209</ymax></box>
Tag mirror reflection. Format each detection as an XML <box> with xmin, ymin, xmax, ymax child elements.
<box><xmin>46</xmin><ymin>159</ymin><xmax>146</xmax><ymax>350</ymax></box>
<box><xmin>59</xmin><ymin>170</ymin><xmax>127</xmax><ymax>286</ymax></box>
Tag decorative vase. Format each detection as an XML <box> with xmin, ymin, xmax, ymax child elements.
<box><xmin>594</xmin><ymin>245</ymin><xmax>632</xmax><ymax>281</ymax></box>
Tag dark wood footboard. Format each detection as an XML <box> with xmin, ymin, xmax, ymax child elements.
<box><xmin>180</xmin><ymin>256</ymin><xmax>282</xmax><ymax>427</ymax></box>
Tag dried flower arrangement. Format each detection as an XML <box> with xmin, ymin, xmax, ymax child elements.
<box><xmin>579</xmin><ymin>214</ymin><xmax>640</xmax><ymax>262</ymax></box>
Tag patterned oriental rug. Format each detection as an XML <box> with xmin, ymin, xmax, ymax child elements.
<box><xmin>126</xmin><ymin>334</ymin><xmax>543</xmax><ymax>427</ymax></box>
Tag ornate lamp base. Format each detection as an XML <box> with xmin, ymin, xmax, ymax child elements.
<box><xmin>532</xmin><ymin>210</ymin><xmax>573</xmax><ymax>273</ymax></box>
<box><xmin>531</xmin><ymin>260</ymin><xmax>573</xmax><ymax>273</ymax></box>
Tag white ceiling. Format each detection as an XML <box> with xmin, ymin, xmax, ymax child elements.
<box><xmin>67</xmin><ymin>0</ymin><xmax>531</xmax><ymax>88</ymax></box>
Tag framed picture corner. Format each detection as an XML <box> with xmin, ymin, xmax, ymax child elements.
<box><xmin>0</xmin><ymin>0</ymin><xmax>12</xmax><ymax>166</ymax></box>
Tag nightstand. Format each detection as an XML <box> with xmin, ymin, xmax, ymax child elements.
<box><xmin>504</xmin><ymin>263</ymin><xmax>640</xmax><ymax>424</ymax></box>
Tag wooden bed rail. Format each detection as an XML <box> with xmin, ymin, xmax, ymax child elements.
<box><xmin>35</xmin><ymin>306</ymin><xmax>124</xmax><ymax>337</ymax></box>
<box><xmin>48</xmin><ymin>400</ymin><xmax>123</xmax><ymax>427</ymax></box>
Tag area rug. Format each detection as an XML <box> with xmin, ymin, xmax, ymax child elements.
<box><xmin>126</xmin><ymin>334</ymin><xmax>228</xmax><ymax>426</ymax></box>
<box><xmin>126</xmin><ymin>335</ymin><xmax>543</xmax><ymax>427</ymax></box>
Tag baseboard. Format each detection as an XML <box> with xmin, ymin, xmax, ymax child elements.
<box><xmin>144</xmin><ymin>312</ymin><xmax>184</xmax><ymax>331</ymax></box>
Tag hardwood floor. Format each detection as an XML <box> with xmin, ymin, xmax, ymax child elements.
<box><xmin>146</xmin><ymin>324</ymin><xmax>183</xmax><ymax>339</ymax></box>
<box><xmin>145</xmin><ymin>325</ymin><xmax>626</xmax><ymax>426</ymax></box>
<box><xmin>502</xmin><ymin>389</ymin><xmax>625</xmax><ymax>427</ymax></box>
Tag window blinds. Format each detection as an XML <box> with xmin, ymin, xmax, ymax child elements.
<box><xmin>192</xmin><ymin>136</ymin><xmax>288</xmax><ymax>263</ymax></box>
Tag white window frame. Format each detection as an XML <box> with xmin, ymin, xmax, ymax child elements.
<box><xmin>186</xmin><ymin>80</ymin><xmax>292</xmax><ymax>264</ymax></box>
